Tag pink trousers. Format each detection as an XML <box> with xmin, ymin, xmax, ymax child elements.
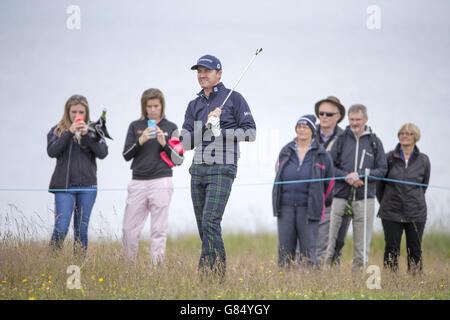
<box><xmin>122</xmin><ymin>177</ymin><xmax>173</xmax><ymax>264</ymax></box>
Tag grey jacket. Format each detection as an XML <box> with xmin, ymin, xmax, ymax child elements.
<box><xmin>330</xmin><ymin>125</ymin><xmax>387</xmax><ymax>200</ymax></box>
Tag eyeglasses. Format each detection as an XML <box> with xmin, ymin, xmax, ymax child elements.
<box><xmin>399</xmin><ymin>132</ymin><xmax>414</xmax><ymax>136</ymax></box>
<box><xmin>319</xmin><ymin>111</ymin><xmax>338</xmax><ymax>117</ymax></box>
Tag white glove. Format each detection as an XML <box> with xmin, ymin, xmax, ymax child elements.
<box><xmin>206</xmin><ymin>115</ymin><xmax>221</xmax><ymax>137</ymax></box>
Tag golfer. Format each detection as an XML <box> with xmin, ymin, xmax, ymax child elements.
<box><xmin>181</xmin><ymin>54</ymin><xmax>256</xmax><ymax>278</ymax></box>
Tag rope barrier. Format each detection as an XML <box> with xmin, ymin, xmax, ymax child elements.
<box><xmin>0</xmin><ymin>174</ymin><xmax>449</xmax><ymax>192</ymax></box>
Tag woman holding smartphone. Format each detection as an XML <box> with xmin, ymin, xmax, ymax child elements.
<box><xmin>122</xmin><ymin>88</ymin><xmax>184</xmax><ymax>265</ymax></box>
<box><xmin>47</xmin><ymin>94</ymin><xmax>108</xmax><ymax>256</ymax></box>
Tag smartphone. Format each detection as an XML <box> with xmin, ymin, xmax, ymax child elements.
<box><xmin>75</xmin><ymin>114</ymin><xmax>84</xmax><ymax>124</ymax></box>
<box><xmin>74</xmin><ymin>114</ymin><xmax>84</xmax><ymax>137</ymax></box>
<box><xmin>147</xmin><ymin>119</ymin><xmax>156</xmax><ymax>136</ymax></box>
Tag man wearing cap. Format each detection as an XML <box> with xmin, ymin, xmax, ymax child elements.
<box><xmin>272</xmin><ymin>114</ymin><xmax>334</xmax><ymax>268</ymax></box>
<box><xmin>181</xmin><ymin>54</ymin><xmax>256</xmax><ymax>278</ymax></box>
<box><xmin>313</xmin><ymin>96</ymin><xmax>345</xmax><ymax>264</ymax></box>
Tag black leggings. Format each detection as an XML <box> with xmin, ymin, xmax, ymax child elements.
<box><xmin>381</xmin><ymin>219</ymin><xmax>425</xmax><ymax>273</ymax></box>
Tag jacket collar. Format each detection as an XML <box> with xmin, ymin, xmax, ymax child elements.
<box><xmin>285</xmin><ymin>138</ymin><xmax>320</xmax><ymax>154</ymax></box>
<box><xmin>344</xmin><ymin>125</ymin><xmax>373</xmax><ymax>138</ymax></box>
<box><xmin>393</xmin><ymin>143</ymin><xmax>419</xmax><ymax>160</ymax></box>
<box><xmin>316</xmin><ymin>124</ymin><xmax>343</xmax><ymax>144</ymax></box>
<box><xmin>197</xmin><ymin>82</ymin><xmax>226</xmax><ymax>99</ymax></box>
<box><xmin>145</xmin><ymin>116</ymin><xmax>165</xmax><ymax>125</ymax></box>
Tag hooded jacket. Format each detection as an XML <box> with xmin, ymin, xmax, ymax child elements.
<box><xmin>329</xmin><ymin>125</ymin><xmax>387</xmax><ymax>200</ymax></box>
<box><xmin>376</xmin><ymin>143</ymin><xmax>430</xmax><ymax>223</ymax></box>
<box><xmin>47</xmin><ymin>126</ymin><xmax>108</xmax><ymax>192</ymax></box>
<box><xmin>272</xmin><ymin>139</ymin><xmax>335</xmax><ymax>221</ymax></box>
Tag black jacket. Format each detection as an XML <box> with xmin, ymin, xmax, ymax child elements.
<box><xmin>376</xmin><ymin>144</ymin><xmax>431</xmax><ymax>223</ymax></box>
<box><xmin>122</xmin><ymin>117</ymin><xmax>183</xmax><ymax>180</ymax></box>
<box><xmin>330</xmin><ymin>126</ymin><xmax>387</xmax><ymax>200</ymax></box>
<box><xmin>272</xmin><ymin>139</ymin><xmax>335</xmax><ymax>221</ymax></box>
<box><xmin>47</xmin><ymin>126</ymin><xmax>108</xmax><ymax>192</ymax></box>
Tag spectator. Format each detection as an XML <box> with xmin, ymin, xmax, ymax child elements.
<box><xmin>377</xmin><ymin>123</ymin><xmax>430</xmax><ymax>274</ymax></box>
<box><xmin>47</xmin><ymin>94</ymin><xmax>108</xmax><ymax>257</ymax></box>
<box><xmin>273</xmin><ymin>114</ymin><xmax>334</xmax><ymax>268</ymax></box>
<box><xmin>122</xmin><ymin>88</ymin><xmax>184</xmax><ymax>265</ymax></box>
<box><xmin>313</xmin><ymin>96</ymin><xmax>345</xmax><ymax>264</ymax></box>
<box><xmin>325</xmin><ymin>104</ymin><xmax>387</xmax><ymax>272</ymax></box>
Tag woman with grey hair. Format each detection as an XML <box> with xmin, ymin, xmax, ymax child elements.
<box><xmin>376</xmin><ymin>122</ymin><xmax>431</xmax><ymax>274</ymax></box>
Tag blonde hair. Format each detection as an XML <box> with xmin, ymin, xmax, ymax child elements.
<box><xmin>140</xmin><ymin>88</ymin><xmax>165</xmax><ymax>120</ymax></box>
<box><xmin>54</xmin><ymin>94</ymin><xmax>90</xmax><ymax>137</ymax></box>
<box><xmin>398</xmin><ymin>122</ymin><xmax>421</xmax><ymax>143</ymax></box>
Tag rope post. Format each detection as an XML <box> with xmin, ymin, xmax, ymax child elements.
<box><xmin>363</xmin><ymin>168</ymin><xmax>370</xmax><ymax>272</ymax></box>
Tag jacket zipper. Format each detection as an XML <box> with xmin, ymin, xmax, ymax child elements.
<box><xmin>359</xmin><ymin>149</ymin><xmax>366</xmax><ymax>170</ymax></box>
<box><xmin>65</xmin><ymin>140</ymin><xmax>73</xmax><ymax>191</ymax></box>
<box><xmin>353</xmin><ymin>135</ymin><xmax>360</xmax><ymax>201</ymax></box>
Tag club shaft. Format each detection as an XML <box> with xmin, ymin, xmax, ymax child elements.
<box><xmin>219</xmin><ymin>49</ymin><xmax>262</xmax><ymax>109</ymax></box>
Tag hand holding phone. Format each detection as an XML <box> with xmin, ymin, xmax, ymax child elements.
<box><xmin>75</xmin><ymin>114</ymin><xmax>84</xmax><ymax>124</ymax></box>
<box><xmin>148</xmin><ymin>120</ymin><xmax>156</xmax><ymax>136</ymax></box>
<box><xmin>74</xmin><ymin>114</ymin><xmax>85</xmax><ymax>137</ymax></box>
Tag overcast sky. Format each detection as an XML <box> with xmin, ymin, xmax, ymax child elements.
<box><xmin>1</xmin><ymin>0</ymin><xmax>449</xmax><ymax>240</ymax></box>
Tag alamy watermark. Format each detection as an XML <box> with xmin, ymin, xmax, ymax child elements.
<box><xmin>366</xmin><ymin>264</ymin><xmax>382</xmax><ymax>289</ymax></box>
<box><xmin>66</xmin><ymin>5</ymin><xmax>81</xmax><ymax>30</ymax></box>
<box><xmin>66</xmin><ymin>265</ymin><xmax>82</xmax><ymax>289</ymax></box>
<box><xmin>366</xmin><ymin>5</ymin><xmax>381</xmax><ymax>30</ymax></box>
<box><xmin>176</xmin><ymin>122</ymin><xmax>280</xmax><ymax>176</ymax></box>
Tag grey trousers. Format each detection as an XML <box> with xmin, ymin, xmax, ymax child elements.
<box><xmin>316</xmin><ymin>206</ymin><xmax>331</xmax><ymax>263</ymax></box>
<box><xmin>325</xmin><ymin>197</ymin><xmax>375</xmax><ymax>272</ymax></box>
<box><xmin>277</xmin><ymin>205</ymin><xmax>319</xmax><ymax>268</ymax></box>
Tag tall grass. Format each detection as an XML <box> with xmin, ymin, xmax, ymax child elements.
<box><xmin>0</xmin><ymin>231</ymin><xmax>448</xmax><ymax>300</ymax></box>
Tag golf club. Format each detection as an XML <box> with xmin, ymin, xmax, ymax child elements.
<box><xmin>206</xmin><ymin>48</ymin><xmax>263</xmax><ymax>132</ymax></box>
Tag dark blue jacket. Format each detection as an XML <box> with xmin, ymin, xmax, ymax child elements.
<box><xmin>181</xmin><ymin>82</ymin><xmax>256</xmax><ymax>166</ymax></box>
<box><xmin>272</xmin><ymin>139</ymin><xmax>335</xmax><ymax>221</ymax></box>
<box><xmin>279</xmin><ymin>141</ymin><xmax>314</xmax><ymax>207</ymax></box>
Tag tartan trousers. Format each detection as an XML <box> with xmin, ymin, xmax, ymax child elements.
<box><xmin>189</xmin><ymin>163</ymin><xmax>237</xmax><ymax>276</ymax></box>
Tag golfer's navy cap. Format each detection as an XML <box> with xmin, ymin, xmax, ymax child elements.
<box><xmin>191</xmin><ymin>54</ymin><xmax>222</xmax><ymax>71</ymax></box>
